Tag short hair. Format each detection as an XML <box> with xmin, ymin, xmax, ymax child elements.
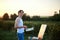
<box><xmin>18</xmin><ymin>10</ymin><xmax>24</xmax><ymax>14</ymax></box>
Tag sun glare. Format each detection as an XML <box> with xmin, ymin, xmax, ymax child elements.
<box><xmin>0</xmin><ymin>0</ymin><xmax>60</xmax><ymax>17</ymax></box>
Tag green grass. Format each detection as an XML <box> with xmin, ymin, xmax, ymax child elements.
<box><xmin>4</xmin><ymin>20</ymin><xmax>60</xmax><ymax>25</ymax></box>
<box><xmin>0</xmin><ymin>30</ymin><xmax>28</xmax><ymax>40</ymax></box>
<box><xmin>0</xmin><ymin>21</ymin><xmax>60</xmax><ymax>40</ymax></box>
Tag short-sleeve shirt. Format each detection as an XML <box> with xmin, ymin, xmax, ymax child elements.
<box><xmin>14</xmin><ymin>17</ymin><xmax>24</xmax><ymax>33</ymax></box>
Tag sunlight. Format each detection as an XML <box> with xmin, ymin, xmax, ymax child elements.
<box><xmin>0</xmin><ymin>0</ymin><xmax>60</xmax><ymax>17</ymax></box>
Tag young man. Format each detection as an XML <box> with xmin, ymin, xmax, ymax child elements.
<box><xmin>14</xmin><ymin>10</ymin><xmax>27</xmax><ymax>40</ymax></box>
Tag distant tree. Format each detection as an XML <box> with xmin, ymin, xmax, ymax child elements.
<box><xmin>10</xmin><ymin>13</ymin><xmax>17</xmax><ymax>20</ymax></box>
<box><xmin>31</xmin><ymin>16</ymin><xmax>40</xmax><ymax>21</ymax></box>
<box><xmin>3</xmin><ymin>13</ymin><xmax>9</xmax><ymax>20</ymax></box>
<box><xmin>49</xmin><ymin>11</ymin><xmax>60</xmax><ymax>21</ymax></box>
<box><xmin>54</xmin><ymin>11</ymin><xmax>58</xmax><ymax>14</ymax></box>
<box><xmin>59</xmin><ymin>10</ymin><xmax>60</xmax><ymax>14</ymax></box>
<box><xmin>26</xmin><ymin>15</ymin><xmax>31</xmax><ymax>21</ymax></box>
<box><xmin>0</xmin><ymin>17</ymin><xmax>2</xmax><ymax>20</ymax></box>
<box><xmin>22</xmin><ymin>13</ymin><xmax>31</xmax><ymax>21</ymax></box>
<box><xmin>22</xmin><ymin>13</ymin><xmax>27</xmax><ymax>21</ymax></box>
<box><xmin>53</xmin><ymin>11</ymin><xmax>60</xmax><ymax>21</ymax></box>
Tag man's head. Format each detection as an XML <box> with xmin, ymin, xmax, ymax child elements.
<box><xmin>18</xmin><ymin>10</ymin><xmax>24</xmax><ymax>17</ymax></box>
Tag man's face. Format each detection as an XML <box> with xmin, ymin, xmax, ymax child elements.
<box><xmin>19</xmin><ymin>11</ymin><xmax>24</xmax><ymax>17</ymax></box>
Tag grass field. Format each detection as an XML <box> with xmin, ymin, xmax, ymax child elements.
<box><xmin>0</xmin><ymin>21</ymin><xmax>60</xmax><ymax>40</ymax></box>
<box><xmin>0</xmin><ymin>30</ymin><xmax>28</xmax><ymax>40</ymax></box>
<box><xmin>4</xmin><ymin>20</ymin><xmax>60</xmax><ymax>25</ymax></box>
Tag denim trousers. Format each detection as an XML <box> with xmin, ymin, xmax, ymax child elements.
<box><xmin>17</xmin><ymin>33</ymin><xmax>24</xmax><ymax>40</ymax></box>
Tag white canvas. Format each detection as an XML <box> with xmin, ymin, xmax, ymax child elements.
<box><xmin>38</xmin><ymin>24</ymin><xmax>47</xmax><ymax>39</ymax></box>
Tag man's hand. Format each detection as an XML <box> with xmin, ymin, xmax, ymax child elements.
<box><xmin>23</xmin><ymin>25</ymin><xmax>27</xmax><ymax>29</ymax></box>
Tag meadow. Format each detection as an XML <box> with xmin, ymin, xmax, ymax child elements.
<box><xmin>0</xmin><ymin>20</ymin><xmax>60</xmax><ymax>40</ymax></box>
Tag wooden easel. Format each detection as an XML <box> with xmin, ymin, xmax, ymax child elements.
<box><xmin>28</xmin><ymin>24</ymin><xmax>47</xmax><ymax>40</ymax></box>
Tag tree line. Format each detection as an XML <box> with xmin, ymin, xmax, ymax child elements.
<box><xmin>1</xmin><ymin>10</ymin><xmax>60</xmax><ymax>21</ymax></box>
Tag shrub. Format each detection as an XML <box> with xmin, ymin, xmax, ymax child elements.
<box><xmin>0</xmin><ymin>21</ymin><xmax>14</xmax><ymax>31</ymax></box>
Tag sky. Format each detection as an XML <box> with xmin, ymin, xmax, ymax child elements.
<box><xmin>0</xmin><ymin>0</ymin><xmax>60</xmax><ymax>17</ymax></box>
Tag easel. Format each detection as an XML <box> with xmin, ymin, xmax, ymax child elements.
<box><xmin>26</xmin><ymin>24</ymin><xmax>47</xmax><ymax>40</ymax></box>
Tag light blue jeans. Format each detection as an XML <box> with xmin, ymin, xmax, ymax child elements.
<box><xmin>17</xmin><ymin>33</ymin><xmax>24</xmax><ymax>40</ymax></box>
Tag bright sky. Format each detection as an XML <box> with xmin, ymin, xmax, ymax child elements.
<box><xmin>0</xmin><ymin>0</ymin><xmax>60</xmax><ymax>17</ymax></box>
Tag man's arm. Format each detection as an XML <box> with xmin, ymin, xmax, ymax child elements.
<box><xmin>14</xmin><ymin>25</ymin><xmax>27</xmax><ymax>29</ymax></box>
